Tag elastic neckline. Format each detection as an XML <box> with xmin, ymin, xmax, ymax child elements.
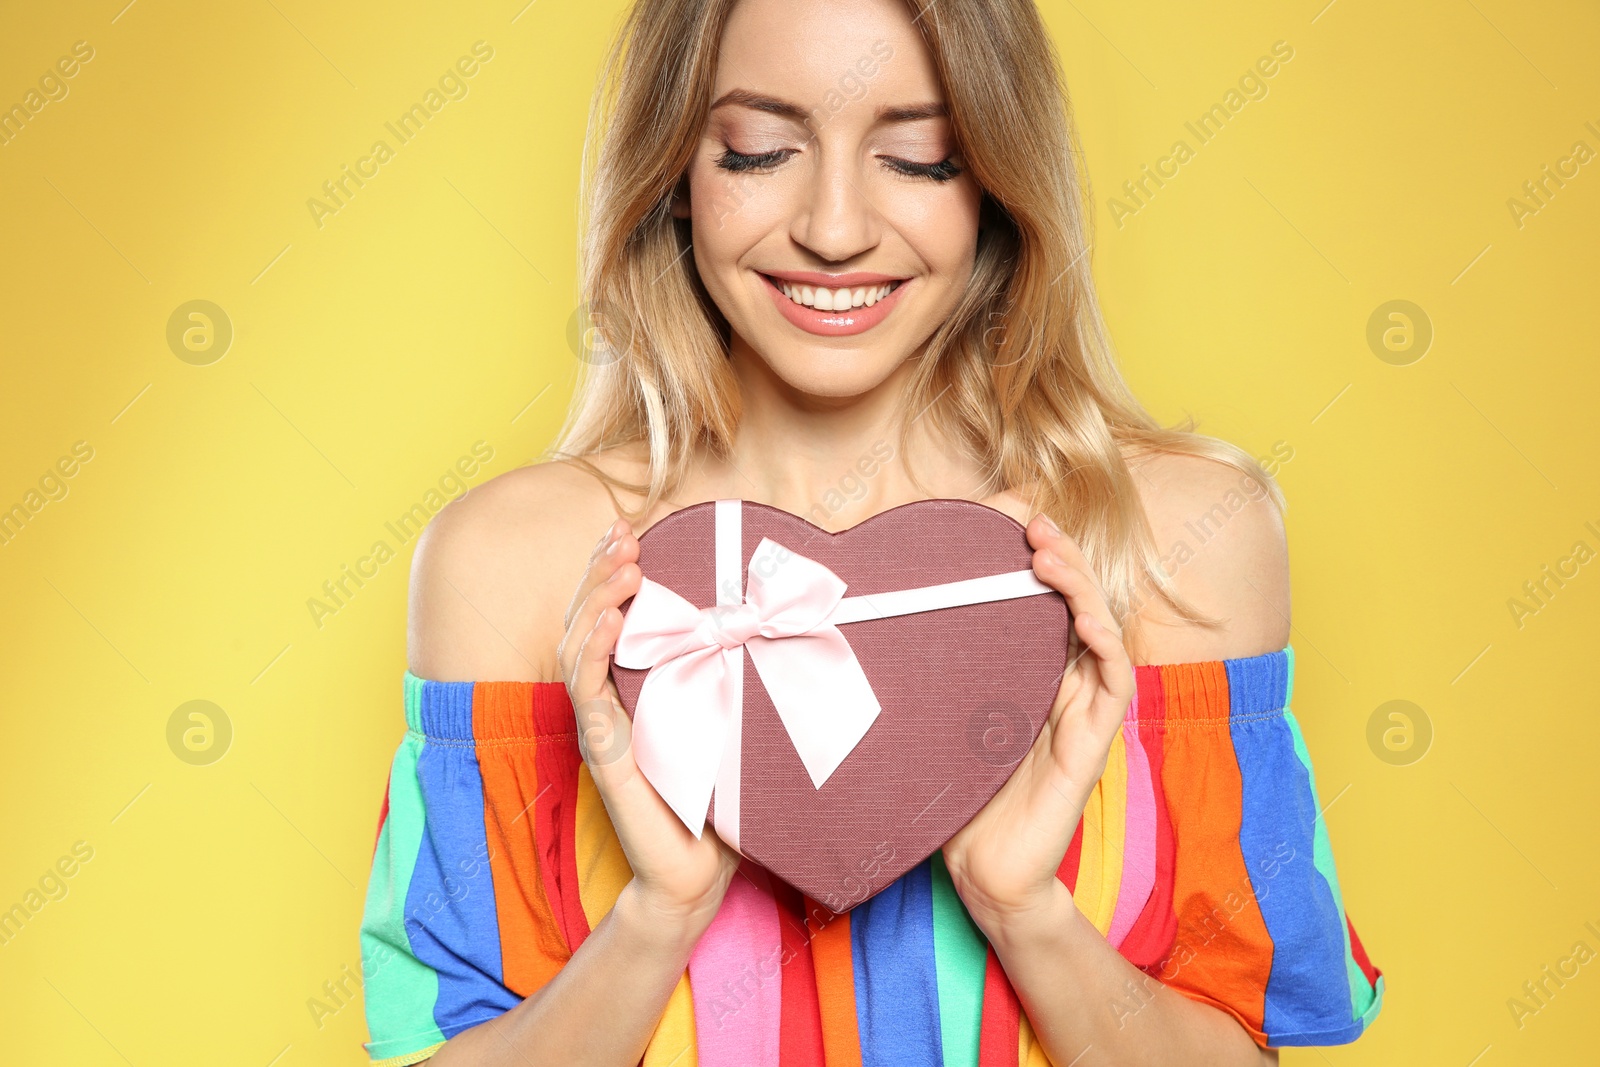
<box><xmin>1136</xmin><ymin>644</ymin><xmax>1294</xmax><ymax>726</ymax></box>
<box><xmin>401</xmin><ymin>644</ymin><xmax>1294</xmax><ymax>742</ymax></box>
<box><xmin>401</xmin><ymin>642</ymin><xmax>1295</xmax><ymax>688</ymax></box>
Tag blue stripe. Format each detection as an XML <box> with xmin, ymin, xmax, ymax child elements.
<box><xmin>851</xmin><ymin>857</ymin><xmax>944</xmax><ymax>1067</ymax></box>
<box><xmin>1226</xmin><ymin>652</ymin><xmax>1352</xmax><ymax>1044</ymax></box>
<box><xmin>405</xmin><ymin>679</ymin><xmax>519</xmax><ymax>1037</ymax></box>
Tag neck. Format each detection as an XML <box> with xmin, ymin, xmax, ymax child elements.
<box><xmin>688</xmin><ymin>337</ymin><xmax>992</xmax><ymax>531</ymax></box>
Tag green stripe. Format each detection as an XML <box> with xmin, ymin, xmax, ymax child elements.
<box><xmin>359</xmin><ymin>673</ymin><xmax>447</xmax><ymax>1057</ymax></box>
<box><xmin>929</xmin><ymin>850</ymin><xmax>988</xmax><ymax>1067</ymax></box>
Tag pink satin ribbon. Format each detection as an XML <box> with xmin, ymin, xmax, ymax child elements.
<box><xmin>613</xmin><ymin>516</ymin><xmax>881</xmax><ymax>851</ymax></box>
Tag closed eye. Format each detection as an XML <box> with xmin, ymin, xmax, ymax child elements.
<box><xmin>881</xmin><ymin>156</ymin><xmax>962</xmax><ymax>182</ymax></box>
<box><xmin>716</xmin><ymin>147</ymin><xmax>796</xmax><ymax>173</ymax></box>
<box><xmin>716</xmin><ymin>147</ymin><xmax>961</xmax><ymax>182</ymax></box>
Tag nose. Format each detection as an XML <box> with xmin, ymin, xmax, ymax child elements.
<box><xmin>790</xmin><ymin>154</ymin><xmax>881</xmax><ymax>263</ymax></box>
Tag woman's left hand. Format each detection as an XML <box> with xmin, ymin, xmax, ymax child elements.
<box><xmin>941</xmin><ymin>513</ymin><xmax>1137</xmax><ymax>930</ymax></box>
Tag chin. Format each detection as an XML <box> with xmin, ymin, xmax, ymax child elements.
<box><xmin>757</xmin><ymin>343</ymin><xmax>907</xmax><ymax>401</ymax></box>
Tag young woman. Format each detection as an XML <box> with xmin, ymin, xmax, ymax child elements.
<box><xmin>358</xmin><ymin>0</ymin><xmax>1383</xmax><ymax>1063</ymax></box>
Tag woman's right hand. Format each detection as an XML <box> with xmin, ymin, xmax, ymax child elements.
<box><xmin>557</xmin><ymin>517</ymin><xmax>740</xmax><ymax>928</ymax></box>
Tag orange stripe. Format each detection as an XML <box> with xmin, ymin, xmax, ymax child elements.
<box><xmin>1154</xmin><ymin>662</ymin><xmax>1271</xmax><ymax>1041</ymax></box>
<box><xmin>805</xmin><ymin>899</ymin><xmax>863</xmax><ymax>1067</ymax></box>
<box><xmin>473</xmin><ymin>682</ymin><xmax>570</xmax><ymax>996</ymax></box>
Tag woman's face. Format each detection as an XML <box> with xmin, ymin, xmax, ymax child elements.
<box><xmin>680</xmin><ymin>0</ymin><xmax>984</xmax><ymax>400</ymax></box>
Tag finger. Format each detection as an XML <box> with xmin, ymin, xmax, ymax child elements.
<box><xmin>569</xmin><ymin>588</ymin><xmax>626</xmax><ymax>700</ymax></box>
<box><xmin>570</xmin><ymin>606</ymin><xmax>636</xmax><ymax>769</ymax></box>
<box><xmin>563</xmin><ymin>575</ymin><xmax>636</xmax><ymax>710</ymax></box>
<box><xmin>560</xmin><ymin>563</ymin><xmax>639</xmax><ymax>689</ymax></box>
<box><xmin>1028</xmin><ymin>514</ymin><xmax>1111</xmax><ymax>604</ymax></box>
<box><xmin>576</xmin><ymin>692</ymin><xmax>634</xmax><ymax>772</ymax></box>
<box><xmin>564</xmin><ymin>519</ymin><xmax>636</xmax><ymax>628</ymax></box>
<box><xmin>562</xmin><ymin>518</ymin><xmax>636</xmax><ymax>630</ymax></box>
<box><xmin>1075</xmin><ymin>611</ymin><xmax>1134</xmax><ymax>700</ymax></box>
<box><xmin>558</xmin><ymin>539</ymin><xmax>640</xmax><ymax>680</ymax></box>
<box><xmin>1027</xmin><ymin>513</ymin><xmax>1088</xmax><ymax>564</ymax></box>
<box><xmin>1032</xmin><ymin>547</ymin><xmax>1117</xmax><ymax>639</ymax></box>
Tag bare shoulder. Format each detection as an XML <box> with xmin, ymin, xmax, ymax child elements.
<box><xmin>406</xmin><ymin>445</ymin><xmax>650</xmax><ymax>682</ymax></box>
<box><xmin>1121</xmin><ymin>447</ymin><xmax>1290</xmax><ymax>666</ymax></box>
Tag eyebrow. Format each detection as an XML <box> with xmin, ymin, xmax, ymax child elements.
<box><xmin>708</xmin><ymin>88</ymin><xmax>947</xmax><ymax>125</ymax></box>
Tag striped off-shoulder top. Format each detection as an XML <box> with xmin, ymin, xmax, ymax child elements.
<box><xmin>358</xmin><ymin>643</ymin><xmax>1384</xmax><ymax>1065</ymax></box>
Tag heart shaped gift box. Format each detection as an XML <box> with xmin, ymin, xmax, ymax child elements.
<box><xmin>609</xmin><ymin>498</ymin><xmax>1071</xmax><ymax>912</ymax></box>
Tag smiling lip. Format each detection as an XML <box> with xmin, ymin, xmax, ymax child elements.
<box><xmin>759</xmin><ymin>271</ymin><xmax>911</xmax><ymax>337</ymax></box>
<box><xmin>762</xmin><ymin>270</ymin><xmax>907</xmax><ymax>287</ymax></box>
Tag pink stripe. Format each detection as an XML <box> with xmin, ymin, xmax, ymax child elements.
<box><xmin>687</xmin><ymin>858</ymin><xmax>783</xmax><ymax>1066</ymax></box>
<box><xmin>1108</xmin><ymin>695</ymin><xmax>1157</xmax><ymax>947</ymax></box>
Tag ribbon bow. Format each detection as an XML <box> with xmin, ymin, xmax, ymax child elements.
<box><xmin>614</xmin><ymin>531</ymin><xmax>881</xmax><ymax>851</ymax></box>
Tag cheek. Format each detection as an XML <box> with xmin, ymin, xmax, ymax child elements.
<box><xmin>685</xmin><ymin>163</ymin><xmax>759</xmax><ymax>309</ymax></box>
<box><xmin>691</xmin><ymin>160</ymin><xmax>753</xmax><ymax>233</ymax></box>
<box><xmin>688</xmin><ymin>154</ymin><xmax>795</xmax><ymax>246</ymax></box>
<box><xmin>882</xmin><ymin>182</ymin><xmax>981</xmax><ymax>276</ymax></box>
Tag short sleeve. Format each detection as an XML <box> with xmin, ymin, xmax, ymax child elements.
<box><xmin>1080</xmin><ymin>648</ymin><xmax>1384</xmax><ymax>1048</ymax></box>
<box><xmin>358</xmin><ymin>673</ymin><xmax>589</xmax><ymax>1065</ymax></box>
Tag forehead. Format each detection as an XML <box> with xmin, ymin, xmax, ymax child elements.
<box><xmin>713</xmin><ymin>0</ymin><xmax>944</xmax><ymax>104</ymax></box>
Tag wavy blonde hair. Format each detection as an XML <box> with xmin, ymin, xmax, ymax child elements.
<box><xmin>548</xmin><ymin>0</ymin><xmax>1284</xmax><ymax>631</ymax></box>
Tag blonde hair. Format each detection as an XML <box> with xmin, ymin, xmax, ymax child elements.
<box><xmin>548</xmin><ymin>0</ymin><xmax>1284</xmax><ymax>631</ymax></box>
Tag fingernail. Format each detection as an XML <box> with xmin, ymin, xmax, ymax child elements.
<box><xmin>1042</xmin><ymin>514</ymin><xmax>1061</xmax><ymax>536</ymax></box>
<box><xmin>604</xmin><ymin>538</ymin><xmax>620</xmax><ymax>556</ymax></box>
<box><xmin>604</xmin><ymin>565</ymin><xmax>621</xmax><ymax>581</ymax></box>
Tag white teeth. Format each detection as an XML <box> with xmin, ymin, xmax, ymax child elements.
<box><xmin>775</xmin><ymin>279</ymin><xmax>897</xmax><ymax>311</ymax></box>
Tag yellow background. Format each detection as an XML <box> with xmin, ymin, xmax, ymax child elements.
<box><xmin>2</xmin><ymin>0</ymin><xmax>1596</xmax><ymax>1063</ymax></box>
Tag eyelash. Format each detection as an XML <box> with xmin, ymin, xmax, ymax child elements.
<box><xmin>716</xmin><ymin>147</ymin><xmax>793</xmax><ymax>172</ymax></box>
<box><xmin>714</xmin><ymin>147</ymin><xmax>962</xmax><ymax>183</ymax></box>
<box><xmin>881</xmin><ymin>156</ymin><xmax>962</xmax><ymax>182</ymax></box>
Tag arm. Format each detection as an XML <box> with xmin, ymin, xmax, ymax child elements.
<box><xmin>944</xmin><ymin>454</ymin><xmax>1290</xmax><ymax>1065</ymax></box>
<box><xmin>401</xmin><ymin>464</ymin><xmax>739</xmax><ymax>1065</ymax></box>
<box><xmin>972</xmin><ymin>883</ymin><xmax>1276</xmax><ymax>1066</ymax></box>
<box><xmin>429</xmin><ymin>883</ymin><xmax>718</xmax><ymax>1066</ymax></box>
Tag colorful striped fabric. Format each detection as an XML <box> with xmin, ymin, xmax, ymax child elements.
<box><xmin>358</xmin><ymin>643</ymin><xmax>1383</xmax><ymax>1065</ymax></box>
